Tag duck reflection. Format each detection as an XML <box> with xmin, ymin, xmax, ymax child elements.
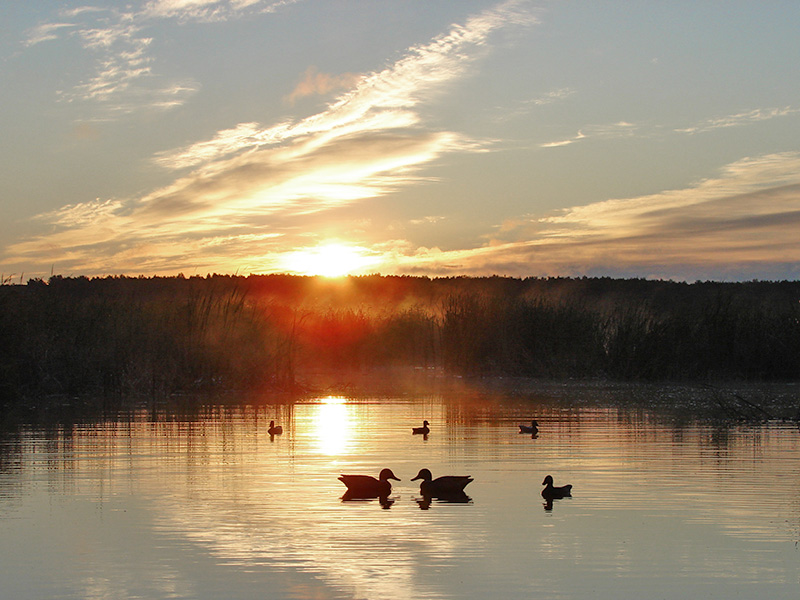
<box><xmin>341</xmin><ymin>490</ymin><xmax>396</xmax><ymax>509</ymax></box>
<box><xmin>415</xmin><ymin>491</ymin><xmax>472</xmax><ymax>510</ymax></box>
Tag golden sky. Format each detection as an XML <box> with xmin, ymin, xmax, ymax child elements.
<box><xmin>2</xmin><ymin>1</ymin><xmax>799</xmax><ymax>281</ymax></box>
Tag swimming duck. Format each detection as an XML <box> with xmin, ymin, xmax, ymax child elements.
<box><xmin>268</xmin><ymin>421</ymin><xmax>283</xmax><ymax>435</ymax></box>
<box><xmin>519</xmin><ymin>420</ymin><xmax>539</xmax><ymax>434</ymax></box>
<box><xmin>411</xmin><ymin>468</ymin><xmax>473</xmax><ymax>496</ymax></box>
<box><xmin>339</xmin><ymin>468</ymin><xmax>400</xmax><ymax>498</ymax></box>
<box><xmin>541</xmin><ymin>475</ymin><xmax>572</xmax><ymax>499</ymax></box>
<box><xmin>412</xmin><ymin>420</ymin><xmax>430</xmax><ymax>435</ymax></box>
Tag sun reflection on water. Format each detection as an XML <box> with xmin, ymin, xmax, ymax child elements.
<box><xmin>310</xmin><ymin>396</ymin><xmax>353</xmax><ymax>456</ymax></box>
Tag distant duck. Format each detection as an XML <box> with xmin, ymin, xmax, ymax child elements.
<box><xmin>541</xmin><ymin>475</ymin><xmax>572</xmax><ymax>499</ymax></box>
<box><xmin>339</xmin><ymin>468</ymin><xmax>400</xmax><ymax>498</ymax></box>
<box><xmin>412</xmin><ymin>420</ymin><xmax>430</xmax><ymax>435</ymax></box>
<box><xmin>519</xmin><ymin>420</ymin><xmax>539</xmax><ymax>434</ymax></box>
<box><xmin>268</xmin><ymin>421</ymin><xmax>283</xmax><ymax>435</ymax></box>
<box><xmin>411</xmin><ymin>468</ymin><xmax>473</xmax><ymax>497</ymax></box>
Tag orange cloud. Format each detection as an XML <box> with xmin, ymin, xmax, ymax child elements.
<box><xmin>285</xmin><ymin>67</ymin><xmax>362</xmax><ymax>105</ymax></box>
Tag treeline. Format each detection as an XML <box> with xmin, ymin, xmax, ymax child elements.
<box><xmin>1</xmin><ymin>274</ymin><xmax>799</xmax><ymax>409</ymax></box>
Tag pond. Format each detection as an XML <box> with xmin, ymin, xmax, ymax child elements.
<box><xmin>1</xmin><ymin>384</ymin><xmax>799</xmax><ymax>599</ymax></box>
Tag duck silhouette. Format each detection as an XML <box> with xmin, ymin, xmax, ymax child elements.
<box><xmin>268</xmin><ymin>421</ymin><xmax>283</xmax><ymax>435</ymax></box>
<box><xmin>412</xmin><ymin>420</ymin><xmax>430</xmax><ymax>435</ymax></box>
<box><xmin>519</xmin><ymin>420</ymin><xmax>539</xmax><ymax>434</ymax></box>
<box><xmin>411</xmin><ymin>468</ymin><xmax>473</xmax><ymax>497</ymax></box>
<box><xmin>339</xmin><ymin>468</ymin><xmax>400</xmax><ymax>499</ymax></box>
<box><xmin>541</xmin><ymin>475</ymin><xmax>572</xmax><ymax>499</ymax></box>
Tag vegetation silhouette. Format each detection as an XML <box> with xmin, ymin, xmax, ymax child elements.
<box><xmin>2</xmin><ymin>274</ymin><xmax>800</xmax><ymax>424</ymax></box>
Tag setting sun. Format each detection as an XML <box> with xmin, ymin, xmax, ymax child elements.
<box><xmin>280</xmin><ymin>243</ymin><xmax>379</xmax><ymax>277</ymax></box>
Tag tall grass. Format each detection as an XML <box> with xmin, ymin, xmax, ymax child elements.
<box><xmin>0</xmin><ymin>276</ymin><xmax>281</xmax><ymax>413</ymax></box>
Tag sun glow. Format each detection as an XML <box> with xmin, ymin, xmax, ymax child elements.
<box><xmin>280</xmin><ymin>243</ymin><xmax>379</xmax><ymax>277</ymax></box>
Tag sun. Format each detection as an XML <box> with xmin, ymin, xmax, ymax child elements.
<box><xmin>280</xmin><ymin>242</ymin><xmax>379</xmax><ymax>277</ymax></box>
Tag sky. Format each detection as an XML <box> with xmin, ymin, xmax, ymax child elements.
<box><xmin>1</xmin><ymin>0</ymin><xmax>799</xmax><ymax>282</ymax></box>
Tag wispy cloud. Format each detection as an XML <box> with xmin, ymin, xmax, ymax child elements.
<box><xmin>141</xmin><ymin>0</ymin><xmax>300</xmax><ymax>22</ymax></box>
<box><xmin>540</xmin><ymin>121</ymin><xmax>636</xmax><ymax>148</ymax></box>
<box><xmin>542</xmin><ymin>104</ymin><xmax>800</xmax><ymax>149</ymax></box>
<box><xmin>24</xmin><ymin>22</ymin><xmax>77</xmax><ymax>46</ymax></box>
<box><xmin>384</xmin><ymin>152</ymin><xmax>800</xmax><ymax>280</ymax></box>
<box><xmin>529</xmin><ymin>87</ymin><xmax>575</xmax><ymax>106</ymax></box>
<box><xmin>493</xmin><ymin>87</ymin><xmax>575</xmax><ymax>123</ymax></box>
<box><xmin>152</xmin><ymin>123</ymin><xmax>265</xmax><ymax>169</ymax></box>
<box><xmin>23</xmin><ymin>1</ymin><xmax>300</xmax><ymax>118</ymax></box>
<box><xmin>675</xmin><ymin>106</ymin><xmax>800</xmax><ymax>134</ymax></box>
<box><xmin>5</xmin><ymin>1</ymin><xmax>537</xmax><ymax>277</ymax></box>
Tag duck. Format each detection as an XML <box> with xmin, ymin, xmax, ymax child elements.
<box><xmin>412</xmin><ymin>420</ymin><xmax>430</xmax><ymax>435</ymax></box>
<box><xmin>519</xmin><ymin>420</ymin><xmax>539</xmax><ymax>434</ymax></box>
<box><xmin>541</xmin><ymin>475</ymin><xmax>572</xmax><ymax>499</ymax></box>
<box><xmin>339</xmin><ymin>468</ymin><xmax>400</xmax><ymax>498</ymax></box>
<box><xmin>268</xmin><ymin>420</ymin><xmax>283</xmax><ymax>435</ymax></box>
<box><xmin>411</xmin><ymin>468</ymin><xmax>473</xmax><ymax>497</ymax></box>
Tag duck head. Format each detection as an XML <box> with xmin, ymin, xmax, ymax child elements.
<box><xmin>379</xmin><ymin>468</ymin><xmax>401</xmax><ymax>482</ymax></box>
<box><xmin>411</xmin><ymin>468</ymin><xmax>433</xmax><ymax>482</ymax></box>
<box><xmin>542</xmin><ymin>475</ymin><xmax>554</xmax><ymax>486</ymax></box>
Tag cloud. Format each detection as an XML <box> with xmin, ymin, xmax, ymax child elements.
<box><xmin>154</xmin><ymin>0</ymin><xmax>536</xmax><ymax>169</ymax></box>
<box><xmin>60</xmin><ymin>34</ymin><xmax>154</xmax><ymax>103</ymax></box>
<box><xmin>285</xmin><ymin>67</ymin><xmax>363</xmax><ymax>105</ymax></box>
<box><xmin>153</xmin><ymin>123</ymin><xmax>265</xmax><ymax>169</ymax></box>
<box><xmin>23</xmin><ymin>1</ymin><xmax>301</xmax><ymax>118</ymax></box>
<box><xmin>389</xmin><ymin>152</ymin><xmax>800</xmax><ymax>280</ymax></box>
<box><xmin>4</xmin><ymin>1</ymin><xmax>537</xmax><ymax>277</ymax></box>
<box><xmin>24</xmin><ymin>22</ymin><xmax>76</xmax><ymax>46</ymax></box>
<box><xmin>676</xmin><ymin>106</ymin><xmax>800</xmax><ymax>134</ymax></box>
<box><xmin>141</xmin><ymin>0</ymin><xmax>300</xmax><ymax>22</ymax></box>
<box><xmin>529</xmin><ymin>87</ymin><xmax>575</xmax><ymax>106</ymax></box>
<box><xmin>491</xmin><ymin>87</ymin><xmax>575</xmax><ymax>124</ymax></box>
<box><xmin>540</xmin><ymin>104</ymin><xmax>800</xmax><ymax>150</ymax></box>
<box><xmin>540</xmin><ymin>122</ymin><xmax>634</xmax><ymax>148</ymax></box>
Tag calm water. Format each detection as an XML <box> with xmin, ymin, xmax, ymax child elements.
<box><xmin>1</xmin><ymin>388</ymin><xmax>799</xmax><ymax>599</ymax></box>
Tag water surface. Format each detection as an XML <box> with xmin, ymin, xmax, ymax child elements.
<box><xmin>1</xmin><ymin>389</ymin><xmax>798</xmax><ymax>599</ymax></box>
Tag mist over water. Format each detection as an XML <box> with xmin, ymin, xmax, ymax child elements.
<box><xmin>1</xmin><ymin>388</ymin><xmax>798</xmax><ymax>599</ymax></box>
